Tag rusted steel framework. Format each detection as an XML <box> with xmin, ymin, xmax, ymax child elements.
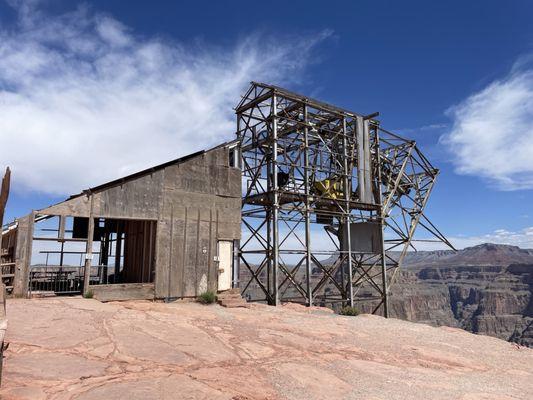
<box><xmin>236</xmin><ymin>82</ymin><xmax>453</xmax><ymax>316</ymax></box>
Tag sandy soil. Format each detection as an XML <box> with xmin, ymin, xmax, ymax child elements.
<box><xmin>0</xmin><ymin>297</ymin><xmax>532</xmax><ymax>400</ymax></box>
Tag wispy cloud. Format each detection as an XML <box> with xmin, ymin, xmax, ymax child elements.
<box><xmin>0</xmin><ymin>1</ymin><xmax>330</xmax><ymax>195</ymax></box>
<box><xmin>441</xmin><ymin>56</ymin><xmax>533</xmax><ymax>190</ymax></box>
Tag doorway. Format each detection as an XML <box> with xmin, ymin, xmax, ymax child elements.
<box><xmin>217</xmin><ymin>241</ymin><xmax>233</xmax><ymax>292</ymax></box>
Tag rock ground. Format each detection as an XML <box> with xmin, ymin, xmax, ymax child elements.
<box><xmin>0</xmin><ymin>297</ymin><xmax>532</xmax><ymax>400</ymax></box>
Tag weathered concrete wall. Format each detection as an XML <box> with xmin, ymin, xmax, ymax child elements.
<box><xmin>155</xmin><ymin>147</ymin><xmax>241</xmax><ymax>298</ymax></box>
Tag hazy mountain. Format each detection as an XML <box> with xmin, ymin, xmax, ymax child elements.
<box><xmin>400</xmin><ymin>243</ymin><xmax>533</xmax><ymax>268</ymax></box>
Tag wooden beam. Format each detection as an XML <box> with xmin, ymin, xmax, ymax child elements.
<box><xmin>0</xmin><ymin>167</ymin><xmax>11</xmax><ymax>228</ymax></box>
<box><xmin>83</xmin><ymin>195</ymin><xmax>95</xmax><ymax>295</ymax></box>
<box><xmin>114</xmin><ymin>221</ymin><xmax>123</xmax><ymax>282</ymax></box>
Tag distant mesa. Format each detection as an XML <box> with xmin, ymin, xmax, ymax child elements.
<box><xmin>401</xmin><ymin>242</ymin><xmax>533</xmax><ymax>268</ymax></box>
<box><xmin>391</xmin><ymin>242</ymin><xmax>533</xmax><ymax>348</ymax></box>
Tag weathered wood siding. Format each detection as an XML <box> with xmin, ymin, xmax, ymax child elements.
<box><xmin>12</xmin><ymin>145</ymin><xmax>241</xmax><ymax>299</ymax></box>
<box><xmin>155</xmin><ymin>147</ymin><xmax>241</xmax><ymax>298</ymax></box>
<box><xmin>96</xmin><ymin>172</ymin><xmax>164</xmax><ymax>219</ymax></box>
<box><xmin>12</xmin><ymin>213</ymin><xmax>34</xmax><ymax>297</ymax></box>
<box><xmin>90</xmin><ymin>283</ymin><xmax>155</xmax><ymax>302</ymax></box>
<box><xmin>38</xmin><ymin>195</ymin><xmax>92</xmax><ymax>217</ymax></box>
<box><xmin>39</xmin><ymin>171</ymin><xmax>164</xmax><ymax>220</ymax></box>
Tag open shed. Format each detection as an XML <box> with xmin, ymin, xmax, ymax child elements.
<box><xmin>1</xmin><ymin>142</ymin><xmax>241</xmax><ymax>301</ymax></box>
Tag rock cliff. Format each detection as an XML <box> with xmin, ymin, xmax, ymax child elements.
<box><xmin>390</xmin><ymin>244</ymin><xmax>533</xmax><ymax>346</ymax></box>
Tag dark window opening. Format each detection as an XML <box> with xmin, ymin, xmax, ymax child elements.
<box><xmin>228</xmin><ymin>146</ymin><xmax>240</xmax><ymax>168</ymax></box>
<box><xmin>87</xmin><ymin>218</ymin><xmax>157</xmax><ymax>285</ymax></box>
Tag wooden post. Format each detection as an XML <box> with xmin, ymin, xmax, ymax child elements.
<box><xmin>58</xmin><ymin>215</ymin><xmax>66</xmax><ymax>267</ymax></box>
<box><xmin>58</xmin><ymin>215</ymin><xmax>66</xmax><ymax>240</ymax></box>
<box><xmin>12</xmin><ymin>213</ymin><xmax>32</xmax><ymax>297</ymax></box>
<box><xmin>114</xmin><ymin>221</ymin><xmax>122</xmax><ymax>283</ymax></box>
<box><xmin>83</xmin><ymin>194</ymin><xmax>95</xmax><ymax>295</ymax></box>
<box><xmin>20</xmin><ymin>212</ymin><xmax>34</xmax><ymax>298</ymax></box>
<box><xmin>100</xmin><ymin>222</ymin><xmax>110</xmax><ymax>284</ymax></box>
<box><xmin>0</xmin><ymin>167</ymin><xmax>10</xmax><ymax>228</ymax></box>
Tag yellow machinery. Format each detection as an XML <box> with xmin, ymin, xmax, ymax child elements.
<box><xmin>312</xmin><ymin>178</ymin><xmax>343</xmax><ymax>200</ymax></box>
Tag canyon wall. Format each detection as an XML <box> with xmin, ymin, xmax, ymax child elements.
<box><xmin>390</xmin><ymin>244</ymin><xmax>533</xmax><ymax>346</ymax></box>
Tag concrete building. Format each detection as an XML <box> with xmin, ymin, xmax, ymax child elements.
<box><xmin>0</xmin><ymin>142</ymin><xmax>241</xmax><ymax>301</ymax></box>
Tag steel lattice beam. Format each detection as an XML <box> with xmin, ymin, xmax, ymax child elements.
<box><xmin>235</xmin><ymin>82</ymin><xmax>454</xmax><ymax>316</ymax></box>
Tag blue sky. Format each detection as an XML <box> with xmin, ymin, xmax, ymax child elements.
<box><xmin>1</xmin><ymin>0</ymin><xmax>533</xmax><ymax>249</ymax></box>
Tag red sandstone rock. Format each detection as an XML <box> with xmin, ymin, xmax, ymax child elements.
<box><xmin>0</xmin><ymin>297</ymin><xmax>532</xmax><ymax>399</ymax></box>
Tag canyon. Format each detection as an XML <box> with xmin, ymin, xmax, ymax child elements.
<box><xmin>390</xmin><ymin>243</ymin><xmax>533</xmax><ymax>346</ymax></box>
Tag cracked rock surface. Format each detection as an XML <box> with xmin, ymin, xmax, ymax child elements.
<box><xmin>1</xmin><ymin>297</ymin><xmax>532</xmax><ymax>399</ymax></box>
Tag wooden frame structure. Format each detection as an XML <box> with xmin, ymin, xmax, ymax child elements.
<box><xmin>1</xmin><ymin>144</ymin><xmax>241</xmax><ymax>300</ymax></box>
<box><xmin>0</xmin><ymin>168</ymin><xmax>12</xmax><ymax>295</ymax></box>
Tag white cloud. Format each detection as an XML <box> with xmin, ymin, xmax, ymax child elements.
<box><xmin>411</xmin><ymin>226</ymin><xmax>533</xmax><ymax>251</ymax></box>
<box><xmin>441</xmin><ymin>58</ymin><xmax>533</xmax><ymax>190</ymax></box>
<box><xmin>0</xmin><ymin>1</ymin><xmax>330</xmax><ymax>195</ymax></box>
<box><xmin>243</xmin><ymin>224</ymin><xmax>533</xmax><ymax>256</ymax></box>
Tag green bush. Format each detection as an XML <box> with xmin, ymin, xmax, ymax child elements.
<box><xmin>197</xmin><ymin>290</ymin><xmax>217</xmax><ymax>304</ymax></box>
<box><xmin>83</xmin><ymin>290</ymin><xmax>94</xmax><ymax>299</ymax></box>
<box><xmin>338</xmin><ymin>306</ymin><xmax>359</xmax><ymax>316</ymax></box>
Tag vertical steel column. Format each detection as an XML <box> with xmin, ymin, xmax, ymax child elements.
<box><xmin>356</xmin><ymin>116</ymin><xmax>366</xmax><ymax>203</ymax></box>
<box><xmin>362</xmin><ymin>119</ymin><xmax>373</xmax><ymax>203</ymax></box>
<box><xmin>303</xmin><ymin>104</ymin><xmax>312</xmax><ymax>306</ymax></box>
<box><xmin>374</xmin><ymin>125</ymin><xmax>389</xmax><ymax>317</ymax></box>
<box><xmin>232</xmin><ymin>239</ymin><xmax>240</xmax><ymax>288</ymax></box>
<box><xmin>342</xmin><ymin>118</ymin><xmax>354</xmax><ymax>307</ymax></box>
<box><xmin>261</xmin><ymin>106</ymin><xmax>272</xmax><ymax>302</ymax></box>
<box><xmin>265</xmin><ymin>111</ymin><xmax>272</xmax><ymax>301</ymax></box>
<box><xmin>234</xmin><ymin>115</ymin><xmax>241</xmax><ymax>290</ymax></box>
<box><xmin>266</xmin><ymin>209</ymin><xmax>272</xmax><ymax>301</ymax></box>
<box><xmin>271</xmin><ymin>93</ymin><xmax>280</xmax><ymax>305</ymax></box>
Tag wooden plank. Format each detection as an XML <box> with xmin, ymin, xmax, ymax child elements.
<box><xmin>38</xmin><ymin>194</ymin><xmax>92</xmax><ymax>217</ymax></box>
<box><xmin>183</xmin><ymin>208</ymin><xmax>198</xmax><ymax>296</ymax></box>
<box><xmin>197</xmin><ymin>216</ymin><xmax>210</xmax><ymax>294</ymax></box>
<box><xmin>176</xmin><ymin>207</ymin><xmax>189</xmax><ymax>297</ymax></box>
<box><xmin>82</xmin><ymin>197</ymin><xmax>95</xmax><ymax>295</ymax></box>
<box><xmin>114</xmin><ymin>221</ymin><xmax>122</xmax><ymax>280</ymax></box>
<box><xmin>58</xmin><ymin>216</ymin><xmax>66</xmax><ymax>240</ymax></box>
<box><xmin>154</xmin><ymin>218</ymin><xmax>169</xmax><ymax>297</ymax></box>
<box><xmin>13</xmin><ymin>213</ymin><xmax>34</xmax><ymax>297</ymax></box>
<box><xmin>98</xmin><ymin>170</ymin><xmax>164</xmax><ymax>219</ymax></box>
<box><xmin>89</xmin><ymin>283</ymin><xmax>155</xmax><ymax>302</ymax></box>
